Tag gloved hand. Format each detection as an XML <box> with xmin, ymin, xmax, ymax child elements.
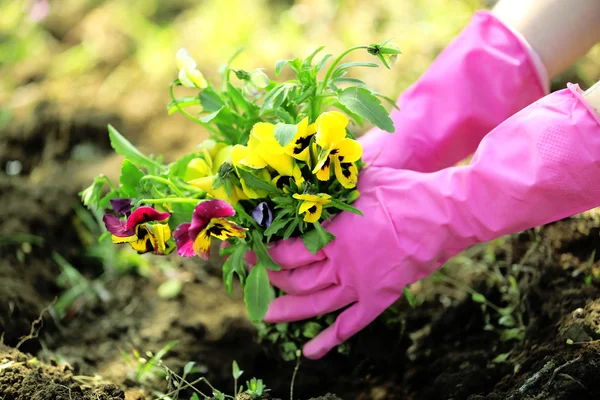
<box><xmin>265</xmin><ymin>83</ymin><xmax>600</xmax><ymax>359</ymax></box>
<box><xmin>359</xmin><ymin>10</ymin><xmax>547</xmax><ymax>172</ymax></box>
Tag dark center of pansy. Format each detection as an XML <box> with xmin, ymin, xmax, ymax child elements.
<box><xmin>293</xmin><ymin>134</ymin><xmax>314</xmax><ymax>154</ymax></box>
<box><xmin>137</xmin><ymin>225</ymin><xmax>155</xmax><ymax>253</ymax></box>
<box><xmin>308</xmin><ymin>205</ymin><xmax>318</xmax><ymax>214</ymax></box>
<box><xmin>208</xmin><ymin>223</ymin><xmax>225</xmax><ymax>236</ymax></box>
<box><xmin>330</xmin><ymin>148</ymin><xmax>339</xmax><ymax>156</ymax></box>
<box><xmin>321</xmin><ymin>157</ymin><xmax>331</xmax><ymax>170</ymax></box>
<box><xmin>341</xmin><ymin>163</ymin><xmax>353</xmax><ymax>178</ymax></box>
<box><xmin>275</xmin><ymin>175</ymin><xmax>292</xmax><ymax>189</ymax></box>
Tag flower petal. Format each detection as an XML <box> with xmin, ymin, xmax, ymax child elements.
<box><xmin>189</xmin><ymin>200</ymin><xmax>235</xmax><ymax>240</ymax></box>
<box><xmin>302</xmin><ymin>203</ymin><xmax>323</xmax><ymax>223</ymax></box>
<box><xmin>334</xmin><ymin>158</ymin><xmax>359</xmax><ymax>189</ymax></box>
<box><xmin>112</xmin><ymin>225</ymin><xmax>154</xmax><ymax>254</ymax></box>
<box><xmin>148</xmin><ymin>223</ymin><xmax>172</xmax><ymax>255</ymax></box>
<box><xmin>192</xmin><ymin>229</ymin><xmax>212</xmax><ymax>259</ymax></box>
<box><xmin>174</xmin><ymin>222</ymin><xmax>196</xmax><ymax>257</ymax></box>
<box><xmin>110</xmin><ymin>198</ymin><xmax>133</xmax><ymax>215</ymax></box>
<box><xmin>126</xmin><ymin>207</ymin><xmax>171</xmax><ymax>231</ymax></box>
<box><xmin>252</xmin><ymin>202</ymin><xmax>273</xmax><ymax>228</ymax></box>
<box><xmin>313</xmin><ymin>155</ymin><xmax>332</xmax><ymax>181</ymax></box>
<box><xmin>315</xmin><ymin>111</ymin><xmax>348</xmax><ymax>148</ymax></box>
<box><xmin>103</xmin><ymin>214</ymin><xmax>134</xmax><ymax>237</ymax></box>
<box><xmin>207</xmin><ymin>218</ymin><xmax>247</xmax><ymax>241</ymax></box>
<box><xmin>335</xmin><ymin>138</ymin><xmax>362</xmax><ymax>163</ymax></box>
<box><xmin>298</xmin><ymin>200</ymin><xmax>316</xmax><ymax>215</ymax></box>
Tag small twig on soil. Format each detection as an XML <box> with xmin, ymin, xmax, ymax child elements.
<box><xmin>548</xmin><ymin>355</ymin><xmax>583</xmax><ymax>385</ymax></box>
<box><xmin>290</xmin><ymin>355</ymin><xmax>301</xmax><ymax>400</ymax></box>
<box><xmin>16</xmin><ymin>299</ymin><xmax>56</xmax><ymax>350</ymax></box>
<box><xmin>156</xmin><ymin>365</ymin><xmax>212</xmax><ymax>399</ymax></box>
<box><xmin>517</xmin><ymin>360</ymin><xmax>556</xmax><ymax>394</ymax></box>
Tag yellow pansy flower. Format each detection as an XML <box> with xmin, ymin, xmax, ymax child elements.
<box><xmin>230</xmin><ymin>144</ymin><xmax>272</xmax><ymax>199</ymax></box>
<box><xmin>184</xmin><ymin>141</ymin><xmax>233</xmax><ymax>181</ymax></box>
<box><xmin>312</xmin><ymin>111</ymin><xmax>362</xmax><ymax>188</ymax></box>
<box><xmin>188</xmin><ymin>175</ymin><xmax>248</xmax><ymax>205</ymax></box>
<box><xmin>280</xmin><ymin>117</ymin><xmax>316</xmax><ymax>163</ymax></box>
<box><xmin>293</xmin><ymin>193</ymin><xmax>331</xmax><ymax>223</ymax></box>
<box><xmin>176</xmin><ymin>48</ymin><xmax>208</xmax><ymax>89</ymax></box>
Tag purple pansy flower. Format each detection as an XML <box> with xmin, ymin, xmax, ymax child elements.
<box><xmin>103</xmin><ymin>206</ymin><xmax>172</xmax><ymax>254</ymax></box>
<box><xmin>174</xmin><ymin>200</ymin><xmax>247</xmax><ymax>259</ymax></box>
<box><xmin>251</xmin><ymin>202</ymin><xmax>273</xmax><ymax>228</ymax></box>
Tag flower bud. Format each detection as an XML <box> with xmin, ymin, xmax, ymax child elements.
<box><xmin>249</xmin><ymin>69</ymin><xmax>269</xmax><ymax>89</ymax></box>
<box><xmin>382</xmin><ymin>42</ymin><xmax>401</xmax><ymax>67</ymax></box>
<box><xmin>347</xmin><ymin>189</ymin><xmax>360</xmax><ymax>204</ymax></box>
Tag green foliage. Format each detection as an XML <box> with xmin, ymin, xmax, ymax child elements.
<box><xmin>84</xmin><ymin>37</ymin><xmax>405</xmax><ymax>362</ymax></box>
<box><xmin>244</xmin><ymin>263</ymin><xmax>272</xmax><ymax>322</ymax></box>
<box><xmin>120</xmin><ymin>340</ymin><xmax>179</xmax><ymax>383</ymax></box>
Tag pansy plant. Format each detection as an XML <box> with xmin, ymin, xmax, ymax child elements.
<box><xmin>82</xmin><ymin>38</ymin><xmax>401</xmax><ymax>358</ymax></box>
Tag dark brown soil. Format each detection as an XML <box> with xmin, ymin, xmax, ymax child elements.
<box><xmin>0</xmin><ymin>345</ymin><xmax>125</xmax><ymax>400</ymax></box>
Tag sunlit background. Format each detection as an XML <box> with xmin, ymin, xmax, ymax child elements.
<box><xmin>0</xmin><ymin>0</ymin><xmax>595</xmax><ymax>189</ymax></box>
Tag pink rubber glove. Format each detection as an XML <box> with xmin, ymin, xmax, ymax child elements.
<box><xmin>266</xmin><ymin>84</ymin><xmax>600</xmax><ymax>359</ymax></box>
<box><xmin>360</xmin><ymin>10</ymin><xmax>547</xmax><ymax>172</ymax></box>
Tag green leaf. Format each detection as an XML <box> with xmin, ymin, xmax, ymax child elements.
<box><xmin>199</xmin><ymin>87</ymin><xmax>226</xmax><ymax>112</ymax></box>
<box><xmin>331</xmin><ymin>77</ymin><xmax>366</xmax><ymax>87</ymax></box>
<box><xmin>335</xmin><ymin>61</ymin><xmax>378</xmax><ymax>74</ymax></box>
<box><xmin>168</xmin><ymin>152</ymin><xmax>202</xmax><ymax>178</ymax></box>
<box><xmin>275</xmin><ymin>59</ymin><xmax>293</xmax><ymax>77</ymax></box>
<box><xmin>274</xmin><ymin>123</ymin><xmax>298</xmax><ymax>147</ymax></box>
<box><xmin>282</xmin><ymin>219</ymin><xmax>299</xmax><ymax>240</ymax></box>
<box><xmin>108</xmin><ymin>124</ymin><xmax>161</xmax><ymax>170</ymax></box>
<box><xmin>337</xmin><ymin>87</ymin><xmax>394</xmax><ymax>132</ymax></box>
<box><xmin>302</xmin><ymin>322</ymin><xmax>322</xmax><ymax>339</ymax></box>
<box><xmin>119</xmin><ymin>159</ymin><xmax>144</xmax><ymax>198</ymax></box>
<box><xmin>498</xmin><ymin>315</ymin><xmax>516</xmax><ymax>327</ymax></box>
<box><xmin>304</xmin><ymin>46</ymin><xmax>326</xmax><ymax>66</ymax></box>
<box><xmin>264</xmin><ymin>218</ymin><xmax>290</xmax><ymax>238</ymax></box>
<box><xmin>251</xmin><ymin>230</ymin><xmax>281</xmax><ymax>271</ymax></box>
<box><xmin>232</xmin><ymin>360</ymin><xmax>244</xmax><ymax>379</ymax></box>
<box><xmin>237</xmin><ymin>168</ymin><xmax>280</xmax><ymax>194</ymax></box>
<box><xmin>471</xmin><ymin>293</ymin><xmax>486</xmax><ymax>304</ymax></box>
<box><xmin>301</xmin><ymin>222</ymin><xmax>335</xmax><ymax>254</ymax></box>
<box><xmin>184</xmin><ymin>361</ymin><xmax>196</xmax><ymax>377</ymax></box>
<box><xmin>315</xmin><ymin>53</ymin><xmax>333</xmax><ymax>73</ymax></box>
<box><xmin>227</xmin><ymin>82</ymin><xmax>253</xmax><ymax>115</ymax></box>
<box><xmin>328</xmin><ymin>198</ymin><xmax>364</xmax><ymax>216</ymax></box>
<box><xmin>403</xmin><ymin>287</ymin><xmax>416</xmax><ymax>308</ymax></box>
<box><xmin>492</xmin><ymin>353</ymin><xmax>510</xmax><ymax>364</ymax></box>
<box><xmin>80</xmin><ymin>176</ymin><xmax>108</xmax><ymax>211</ymax></box>
<box><xmin>167</xmin><ymin>96</ymin><xmax>200</xmax><ymax>115</ymax></box>
<box><xmin>244</xmin><ymin>263</ymin><xmax>271</xmax><ymax>322</ymax></box>
<box><xmin>199</xmin><ymin>107</ymin><xmax>224</xmax><ymax>123</ymax></box>
<box><xmin>222</xmin><ymin>244</ymin><xmax>248</xmax><ymax>295</ymax></box>
<box><xmin>260</xmin><ymin>84</ymin><xmax>292</xmax><ymax>114</ymax></box>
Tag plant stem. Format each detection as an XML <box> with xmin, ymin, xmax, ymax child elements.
<box><xmin>140</xmin><ymin>176</ymin><xmax>185</xmax><ymax>197</ymax></box>
<box><xmin>138</xmin><ymin>198</ymin><xmax>200</xmax><ymax>206</ymax></box>
<box><xmin>169</xmin><ymin>83</ymin><xmax>219</xmax><ymax>134</ymax></box>
<box><xmin>319</xmin><ymin>45</ymin><xmax>368</xmax><ymax>94</ymax></box>
<box><xmin>290</xmin><ymin>355</ymin><xmax>301</xmax><ymax>400</ymax></box>
<box><xmin>438</xmin><ymin>272</ymin><xmax>505</xmax><ymax>314</ymax></box>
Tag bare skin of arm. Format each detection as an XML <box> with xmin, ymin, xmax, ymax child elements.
<box><xmin>493</xmin><ymin>0</ymin><xmax>600</xmax><ymax>80</ymax></box>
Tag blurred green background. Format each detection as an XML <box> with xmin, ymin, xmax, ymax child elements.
<box><xmin>2</xmin><ymin>0</ymin><xmax>599</xmax><ymax>184</ymax></box>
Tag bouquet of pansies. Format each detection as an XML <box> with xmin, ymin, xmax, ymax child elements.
<box><xmin>82</xmin><ymin>40</ymin><xmax>400</xmax><ymax>358</ymax></box>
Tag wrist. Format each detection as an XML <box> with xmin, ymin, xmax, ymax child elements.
<box><xmin>583</xmin><ymin>81</ymin><xmax>600</xmax><ymax>117</ymax></box>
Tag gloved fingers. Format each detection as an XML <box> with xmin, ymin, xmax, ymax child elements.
<box><xmin>265</xmin><ymin>236</ymin><xmax>327</xmax><ymax>270</ymax></box>
<box><xmin>264</xmin><ymin>285</ymin><xmax>355</xmax><ymax>323</ymax></box>
<box><xmin>267</xmin><ymin>260</ymin><xmax>334</xmax><ymax>295</ymax></box>
<box><xmin>302</xmin><ymin>302</ymin><xmax>379</xmax><ymax>360</ymax></box>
